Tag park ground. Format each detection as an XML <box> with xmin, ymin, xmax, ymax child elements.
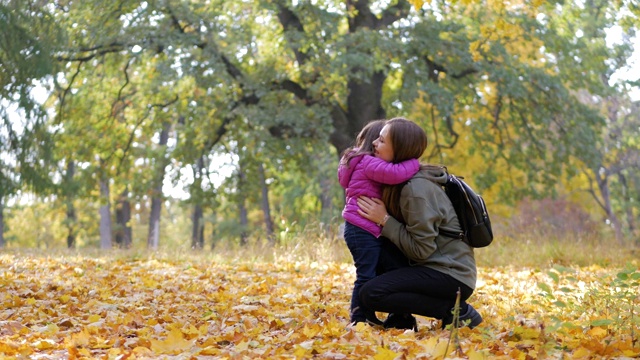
<box><xmin>0</xmin><ymin>239</ymin><xmax>639</xmax><ymax>359</ymax></box>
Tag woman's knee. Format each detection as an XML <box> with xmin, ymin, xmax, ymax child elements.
<box><xmin>359</xmin><ymin>280</ymin><xmax>382</xmax><ymax>307</ymax></box>
<box><xmin>359</xmin><ymin>281</ymin><xmax>371</xmax><ymax>305</ymax></box>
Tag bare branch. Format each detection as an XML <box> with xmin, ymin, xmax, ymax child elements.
<box><xmin>114</xmin><ymin>95</ymin><xmax>180</xmax><ymax>172</ymax></box>
<box><xmin>276</xmin><ymin>3</ymin><xmax>309</xmax><ymax>65</ymax></box>
<box><xmin>425</xmin><ymin>56</ymin><xmax>477</xmax><ymax>80</ymax></box>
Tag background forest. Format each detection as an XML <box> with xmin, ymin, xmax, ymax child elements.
<box><xmin>1</xmin><ymin>0</ymin><xmax>639</xmax><ymax>252</ymax></box>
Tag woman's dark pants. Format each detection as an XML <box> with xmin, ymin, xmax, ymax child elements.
<box><xmin>360</xmin><ymin>239</ymin><xmax>474</xmax><ymax>321</ymax></box>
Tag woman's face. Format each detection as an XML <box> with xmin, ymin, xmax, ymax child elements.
<box><xmin>373</xmin><ymin>124</ymin><xmax>394</xmax><ymax>162</ymax></box>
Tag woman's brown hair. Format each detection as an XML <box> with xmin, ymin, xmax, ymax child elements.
<box><xmin>381</xmin><ymin>117</ymin><xmax>428</xmax><ymax>221</ymax></box>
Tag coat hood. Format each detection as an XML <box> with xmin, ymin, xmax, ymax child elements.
<box><xmin>413</xmin><ymin>164</ymin><xmax>449</xmax><ymax>185</ymax></box>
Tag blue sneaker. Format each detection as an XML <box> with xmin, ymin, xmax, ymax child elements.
<box><xmin>442</xmin><ymin>304</ymin><xmax>483</xmax><ymax>329</ymax></box>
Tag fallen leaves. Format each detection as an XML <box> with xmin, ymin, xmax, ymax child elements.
<box><xmin>150</xmin><ymin>327</ymin><xmax>195</xmax><ymax>355</ymax></box>
<box><xmin>0</xmin><ymin>253</ymin><xmax>638</xmax><ymax>359</ymax></box>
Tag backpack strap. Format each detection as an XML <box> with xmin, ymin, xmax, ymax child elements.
<box><xmin>439</xmin><ymin>228</ymin><xmax>465</xmax><ymax>240</ymax></box>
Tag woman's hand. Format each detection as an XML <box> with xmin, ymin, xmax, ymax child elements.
<box><xmin>357</xmin><ymin>196</ymin><xmax>389</xmax><ymax>226</ymax></box>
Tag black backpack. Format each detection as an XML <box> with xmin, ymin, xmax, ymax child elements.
<box><xmin>438</xmin><ymin>174</ymin><xmax>494</xmax><ymax>248</ymax></box>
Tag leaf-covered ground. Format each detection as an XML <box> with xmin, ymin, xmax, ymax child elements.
<box><xmin>1</xmin><ymin>253</ymin><xmax>638</xmax><ymax>359</ymax></box>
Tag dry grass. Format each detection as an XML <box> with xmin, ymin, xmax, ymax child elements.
<box><xmin>3</xmin><ymin>220</ymin><xmax>637</xmax><ymax>270</ymax></box>
<box><xmin>475</xmin><ymin>235</ymin><xmax>638</xmax><ymax>268</ymax></box>
<box><xmin>254</xmin><ymin>222</ymin><xmax>638</xmax><ymax>269</ymax></box>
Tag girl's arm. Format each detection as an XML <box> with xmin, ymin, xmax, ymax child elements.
<box><xmin>362</xmin><ymin>156</ymin><xmax>420</xmax><ymax>185</ymax></box>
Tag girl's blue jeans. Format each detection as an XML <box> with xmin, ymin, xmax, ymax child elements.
<box><xmin>343</xmin><ymin>221</ymin><xmax>382</xmax><ymax>323</ymax></box>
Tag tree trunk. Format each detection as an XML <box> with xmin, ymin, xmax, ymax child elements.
<box><xmin>625</xmin><ymin>205</ymin><xmax>636</xmax><ymax>241</ymax></box>
<box><xmin>275</xmin><ymin>0</ymin><xmax>408</xmax><ymax>158</ymax></box>
<box><xmin>327</xmin><ymin>1</ymin><xmax>406</xmax><ymax>157</ymax></box>
<box><xmin>596</xmin><ymin>172</ymin><xmax>624</xmax><ymax>243</ymax></box>
<box><xmin>147</xmin><ymin>196</ymin><xmax>161</xmax><ymax>250</ymax></box>
<box><xmin>191</xmin><ymin>156</ymin><xmax>205</xmax><ymax>249</ymax></box>
<box><xmin>618</xmin><ymin>172</ymin><xmax>636</xmax><ymax>237</ymax></box>
<box><xmin>239</xmin><ymin>200</ymin><xmax>249</xmax><ymax>246</ymax></box>
<box><xmin>238</xmin><ymin>166</ymin><xmax>249</xmax><ymax>246</ymax></box>
<box><xmin>191</xmin><ymin>204</ymin><xmax>204</xmax><ymax>249</ymax></box>
<box><xmin>0</xmin><ymin>197</ymin><xmax>4</xmax><ymax>248</ymax></box>
<box><xmin>147</xmin><ymin>121</ymin><xmax>171</xmax><ymax>250</ymax></box>
<box><xmin>66</xmin><ymin>202</ymin><xmax>76</xmax><ymax>248</ymax></box>
<box><xmin>115</xmin><ymin>190</ymin><xmax>132</xmax><ymax>248</ymax></box>
<box><xmin>210</xmin><ymin>210</ymin><xmax>218</xmax><ymax>250</ymax></box>
<box><xmin>319</xmin><ymin>155</ymin><xmax>334</xmax><ymax>224</ymax></box>
<box><xmin>123</xmin><ymin>199</ymin><xmax>132</xmax><ymax>247</ymax></box>
<box><xmin>258</xmin><ymin>162</ymin><xmax>275</xmax><ymax>244</ymax></box>
<box><xmin>99</xmin><ymin>178</ymin><xmax>112</xmax><ymax>249</ymax></box>
<box><xmin>64</xmin><ymin>160</ymin><xmax>76</xmax><ymax>248</ymax></box>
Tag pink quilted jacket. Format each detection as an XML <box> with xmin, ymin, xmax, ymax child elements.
<box><xmin>338</xmin><ymin>153</ymin><xmax>420</xmax><ymax>237</ymax></box>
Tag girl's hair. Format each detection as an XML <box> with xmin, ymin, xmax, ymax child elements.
<box><xmin>381</xmin><ymin>117</ymin><xmax>428</xmax><ymax>220</ymax></box>
<box><xmin>340</xmin><ymin>119</ymin><xmax>386</xmax><ymax>166</ymax></box>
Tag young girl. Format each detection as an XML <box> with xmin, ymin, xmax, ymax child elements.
<box><xmin>338</xmin><ymin>119</ymin><xmax>420</xmax><ymax>326</ymax></box>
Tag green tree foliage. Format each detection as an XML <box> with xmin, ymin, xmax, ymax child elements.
<box><xmin>0</xmin><ymin>1</ymin><xmax>63</xmax><ymax>246</ymax></box>
<box><xmin>534</xmin><ymin>0</ymin><xmax>639</xmax><ymax>240</ymax></box>
<box><xmin>0</xmin><ymin>1</ymin><xmax>60</xmax><ymax>197</ymax></box>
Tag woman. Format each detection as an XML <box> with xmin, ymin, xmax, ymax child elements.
<box><xmin>356</xmin><ymin>117</ymin><xmax>482</xmax><ymax>330</ymax></box>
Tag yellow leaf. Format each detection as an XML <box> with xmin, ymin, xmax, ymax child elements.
<box><xmin>67</xmin><ymin>329</ymin><xmax>91</xmax><ymax>347</ymax></box>
<box><xmin>33</xmin><ymin>339</ymin><xmax>56</xmax><ymax>350</ymax></box>
<box><xmin>150</xmin><ymin>328</ymin><xmax>193</xmax><ymax>355</ymax></box>
<box><xmin>408</xmin><ymin>0</ymin><xmax>426</xmax><ymax>10</ymax></box>
<box><xmin>34</xmin><ymin>323</ymin><xmax>59</xmax><ymax>335</ymax></box>
<box><xmin>1</xmin><ymin>340</ymin><xmax>33</xmax><ymax>356</ymax></box>
<box><xmin>143</xmin><ymin>278</ymin><xmax>159</xmax><ymax>288</ymax></box>
<box><xmin>198</xmin><ymin>346</ymin><xmax>221</xmax><ymax>356</ymax></box>
<box><xmin>0</xmin><ymin>321</ymin><xmax>26</xmax><ymax>336</ymax></box>
<box><xmin>99</xmin><ymin>290</ymin><xmax>113</xmax><ymax>301</ymax></box>
<box><xmin>107</xmin><ymin>348</ymin><xmax>123</xmax><ymax>357</ymax></box>
<box><xmin>235</xmin><ymin>340</ymin><xmax>250</xmax><ymax>351</ymax></box>
<box><xmin>132</xmin><ymin>346</ymin><xmax>153</xmax><ymax>356</ymax></box>
<box><xmin>321</xmin><ymin>318</ymin><xmax>345</xmax><ymax>337</ymax></box>
<box><xmin>508</xmin><ymin>348</ymin><xmax>527</xmax><ymax>360</ymax></box>
<box><xmin>87</xmin><ymin>314</ymin><xmax>101</xmax><ymax>323</ymax></box>
<box><xmin>586</xmin><ymin>327</ymin><xmax>607</xmax><ymax>339</ymax></box>
<box><xmin>77</xmin><ymin>348</ymin><xmax>92</xmax><ymax>357</ymax></box>
<box><xmin>293</xmin><ymin>345</ymin><xmax>310</xmax><ymax>357</ymax></box>
<box><xmin>622</xmin><ymin>349</ymin><xmax>640</xmax><ymax>357</ymax></box>
<box><xmin>373</xmin><ymin>346</ymin><xmax>398</xmax><ymax>360</ymax></box>
<box><xmin>59</xmin><ymin>294</ymin><xmax>71</xmax><ymax>303</ymax></box>
<box><xmin>433</xmin><ymin>339</ymin><xmax>450</xmax><ymax>358</ymax></box>
<box><xmin>302</xmin><ymin>324</ymin><xmax>319</xmax><ymax>339</ymax></box>
<box><xmin>468</xmin><ymin>349</ymin><xmax>490</xmax><ymax>360</ymax></box>
<box><xmin>182</xmin><ymin>324</ymin><xmax>201</xmax><ymax>337</ymax></box>
<box><xmin>572</xmin><ymin>347</ymin><xmax>592</xmax><ymax>358</ymax></box>
<box><xmin>518</xmin><ymin>327</ymin><xmax>541</xmax><ymax>340</ymax></box>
